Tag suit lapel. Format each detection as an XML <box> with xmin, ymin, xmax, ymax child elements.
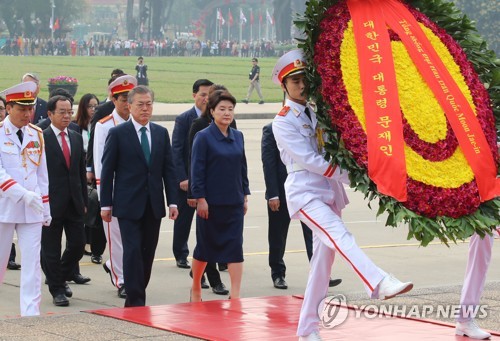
<box><xmin>149</xmin><ymin>123</ymin><xmax>161</xmax><ymax>167</ymax></box>
<box><xmin>68</xmin><ymin>130</ymin><xmax>79</xmax><ymax>170</ymax></box>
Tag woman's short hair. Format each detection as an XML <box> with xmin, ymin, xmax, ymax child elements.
<box><xmin>207</xmin><ymin>90</ymin><xmax>236</xmax><ymax>114</ymax></box>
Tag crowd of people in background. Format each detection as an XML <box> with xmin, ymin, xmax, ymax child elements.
<box><xmin>1</xmin><ymin>36</ymin><xmax>291</xmax><ymax>58</ymax></box>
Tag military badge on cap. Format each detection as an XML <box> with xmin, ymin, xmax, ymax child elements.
<box><xmin>271</xmin><ymin>49</ymin><xmax>307</xmax><ymax>85</ymax></box>
<box><xmin>108</xmin><ymin>75</ymin><xmax>137</xmax><ymax>96</ymax></box>
<box><xmin>0</xmin><ymin>81</ymin><xmax>37</xmax><ymax>105</ymax></box>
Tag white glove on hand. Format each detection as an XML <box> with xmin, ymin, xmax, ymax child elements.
<box><xmin>43</xmin><ymin>216</ymin><xmax>52</xmax><ymax>227</ymax></box>
<box><xmin>22</xmin><ymin>191</ymin><xmax>43</xmax><ymax>215</ymax></box>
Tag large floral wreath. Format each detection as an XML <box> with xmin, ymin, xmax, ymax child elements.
<box><xmin>296</xmin><ymin>0</ymin><xmax>500</xmax><ymax>246</ymax></box>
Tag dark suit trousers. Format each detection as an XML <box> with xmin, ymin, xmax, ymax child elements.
<box><xmin>205</xmin><ymin>262</ymin><xmax>222</xmax><ymax>287</ymax></box>
<box><xmin>119</xmin><ymin>199</ymin><xmax>161</xmax><ymax>307</ymax></box>
<box><xmin>41</xmin><ymin>202</ymin><xmax>85</xmax><ymax>297</ymax></box>
<box><xmin>268</xmin><ymin>200</ymin><xmax>313</xmax><ymax>280</ymax></box>
<box><xmin>9</xmin><ymin>243</ymin><xmax>16</xmax><ymax>262</ymax></box>
<box><xmin>172</xmin><ymin>189</ymin><xmax>195</xmax><ymax>261</ymax></box>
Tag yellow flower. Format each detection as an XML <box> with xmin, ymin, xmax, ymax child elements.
<box><xmin>340</xmin><ymin>21</ymin><xmax>476</xmax><ymax>188</ymax></box>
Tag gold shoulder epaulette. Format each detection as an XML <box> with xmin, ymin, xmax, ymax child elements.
<box><xmin>99</xmin><ymin>115</ymin><xmax>113</xmax><ymax>124</ymax></box>
<box><xmin>28</xmin><ymin>123</ymin><xmax>42</xmax><ymax>131</ymax></box>
<box><xmin>277</xmin><ymin>106</ymin><xmax>290</xmax><ymax>117</ymax></box>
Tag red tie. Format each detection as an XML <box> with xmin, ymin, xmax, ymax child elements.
<box><xmin>60</xmin><ymin>131</ymin><xmax>71</xmax><ymax>168</ymax></box>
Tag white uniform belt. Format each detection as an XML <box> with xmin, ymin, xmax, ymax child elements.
<box><xmin>286</xmin><ymin>163</ymin><xmax>305</xmax><ymax>173</ymax></box>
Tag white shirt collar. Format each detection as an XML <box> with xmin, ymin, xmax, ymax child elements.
<box><xmin>194</xmin><ymin>105</ymin><xmax>203</xmax><ymax>117</ymax></box>
<box><xmin>50</xmin><ymin>124</ymin><xmax>69</xmax><ymax>136</ymax></box>
<box><xmin>131</xmin><ymin>116</ymin><xmax>150</xmax><ymax>132</ymax></box>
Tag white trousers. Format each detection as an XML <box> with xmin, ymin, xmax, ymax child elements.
<box><xmin>457</xmin><ymin>232</ymin><xmax>495</xmax><ymax>322</ymax></box>
<box><xmin>296</xmin><ymin>199</ymin><xmax>386</xmax><ymax>336</ymax></box>
<box><xmin>0</xmin><ymin>222</ymin><xmax>42</xmax><ymax>316</ymax></box>
<box><xmin>103</xmin><ymin>218</ymin><xmax>124</xmax><ymax>288</ymax></box>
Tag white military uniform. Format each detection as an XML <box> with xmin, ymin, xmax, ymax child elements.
<box><xmin>94</xmin><ymin>110</ymin><xmax>127</xmax><ymax>289</ymax></box>
<box><xmin>273</xmin><ymin>98</ymin><xmax>388</xmax><ymax>336</ymax></box>
<box><xmin>458</xmin><ymin>228</ymin><xmax>499</xmax><ymax>322</ymax></box>
<box><xmin>0</xmin><ymin>117</ymin><xmax>49</xmax><ymax>316</ymax></box>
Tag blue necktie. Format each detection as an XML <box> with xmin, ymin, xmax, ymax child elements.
<box><xmin>140</xmin><ymin>126</ymin><xmax>150</xmax><ymax>164</ymax></box>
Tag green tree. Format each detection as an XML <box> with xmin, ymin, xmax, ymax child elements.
<box><xmin>0</xmin><ymin>0</ymin><xmax>85</xmax><ymax>38</ymax></box>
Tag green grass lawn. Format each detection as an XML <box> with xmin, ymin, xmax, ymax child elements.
<box><xmin>0</xmin><ymin>55</ymin><xmax>284</xmax><ymax>103</ymax></box>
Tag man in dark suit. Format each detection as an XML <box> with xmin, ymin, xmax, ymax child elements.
<box><xmin>86</xmin><ymin>69</ymin><xmax>124</xmax><ymax>183</ymax></box>
<box><xmin>261</xmin><ymin>123</ymin><xmax>341</xmax><ymax>289</ymax></box>
<box><xmin>41</xmin><ymin>95</ymin><xmax>88</xmax><ymax>307</ymax></box>
<box><xmin>37</xmin><ymin>89</ymin><xmax>90</xmax><ymax>286</ymax></box>
<box><xmin>171</xmin><ymin>79</ymin><xmax>228</xmax><ymax>294</ymax></box>
<box><xmin>100</xmin><ymin>86</ymin><xmax>178</xmax><ymax>307</ymax></box>
<box><xmin>171</xmin><ymin>79</ymin><xmax>213</xmax><ymax>269</ymax></box>
<box><xmin>22</xmin><ymin>73</ymin><xmax>47</xmax><ymax>124</ymax></box>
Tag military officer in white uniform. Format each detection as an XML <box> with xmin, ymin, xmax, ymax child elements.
<box><xmin>271</xmin><ymin>50</ymin><xmax>413</xmax><ymax>341</ymax></box>
<box><xmin>0</xmin><ymin>82</ymin><xmax>51</xmax><ymax>316</ymax></box>
<box><xmin>94</xmin><ymin>75</ymin><xmax>136</xmax><ymax>299</ymax></box>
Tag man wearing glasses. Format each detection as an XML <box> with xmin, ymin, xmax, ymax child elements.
<box><xmin>41</xmin><ymin>95</ymin><xmax>88</xmax><ymax>307</ymax></box>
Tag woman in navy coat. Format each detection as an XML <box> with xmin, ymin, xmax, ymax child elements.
<box><xmin>190</xmin><ymin>90</ymin><xmax>250</xmax><ymax>302</ymax></box>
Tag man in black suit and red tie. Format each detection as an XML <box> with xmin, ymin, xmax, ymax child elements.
<box><xmin>100</xmin><ymin>85</ymin><xmax>178</xmax><ymax>307</ymax></box>
<box><xmin>41</xmin><ymin>95</ymin><xmax>88</xmax><ymax>307</ymax></box>
<box><xmin>22</xmin><ymin>73</ymin><xmax>47</xmax><ymax>124</ymax></box>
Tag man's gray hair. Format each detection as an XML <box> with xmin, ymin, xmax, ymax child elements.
<box><xmin>127</xmin><ymin>85</ymin><xmax>154</xmax><ymax>104</ymax></box>
<box><xmin>22</xmin><ymin>72</ymin><xmax>40</xmax><ymax>84</ymax></box>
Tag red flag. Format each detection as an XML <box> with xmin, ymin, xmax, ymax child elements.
<box><xmin>228</xmin><ymin>9</ymin><xmax>234</xmax><ymax>26</ymax></box>
<box><xmin>259</xmin><ymin>10</ymin><xmax>262</xmax><ymax>23</ymax></box>
<box><xmin>250</xmin><ymin>11</ymin><xmax>254</xmax><ymax>24</ymax></box>
<box><xmin>53</xmin><ymin>18</ymin><xmax>60</xmax><ymax>30</ymax></box>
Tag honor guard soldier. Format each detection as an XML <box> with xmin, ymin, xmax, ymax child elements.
<box><xmin>271</xmin><ymin>50</ymin><xmax>413</xmax><ymax>340</ymax></box>
<box><xmin>94</xmin><ymin>75</ymin><xmax>137</xmax><ymax>299</ymax></box>
<box><xmin>0</xmin><ymin>81</ymin><xmax>51</xmax><ymax>316</ymax></box>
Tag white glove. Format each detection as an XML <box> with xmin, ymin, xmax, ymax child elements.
<box><xmin>43</xmin><ymin>216</ymin><xmax>52</xmax><ymax>227</ymax></box>
<box><xmin>22</xmin><ymin>191</ymin><xmax>43</xmax><ymax>215</ymax></box>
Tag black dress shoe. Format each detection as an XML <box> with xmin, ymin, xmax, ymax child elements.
<box><xmin>189</xmin><ymin>270</ymin><xmax>209</xmax><ymax>289</ymax></box>
<box><xmin>103</xmin><ymin>263</ymin><xmax>114</xmax><ymax>286</ymax></box>
<box><xmin>218</xmin><ymin>263</ymin><xmax>228</xmax><ymax>272</ymax></box>
<box><xmin>176</xmin><ymin>259</ymin><xmax>191</xmax><ymax>269</ymax></box>
<box><xmin>69</xmin><ymin>273</ymin><xmax>91</xmax><ymax>284</ymax></box>
<box><xmin>91</xmin><ymin>255</ymin><xmax>102</xmax><ymax>264</ymax></box>
<box><xmin>64</xmin><ymin>283</ymin><xmax>73</xmax><ymax>298</ymax></box>
<box><xmin>201</xmin><ymin>275</ymin><xmax>209</xmax><ymax>289</ymax></box>
<box><xmin>118</xmin><ymin>286</ymin><xmax>126</xmax><ymax>299</ymax></box>
<box><xmin>212</xmin><ymin>283</ymin><xmax>229</xmax><ymax>295</ymax></box>
<box><xmin>53</xmin><ymin>293</ymin><xmax>69</xmax><ymax>306</ymax></box>
<box><xmin>83</xmin><ymin>250</ymin><xmax>92</xmax><ymax>256</ymax></box>
<box><xmin>7</xmin><ymin>261</ymin><xmax>21</xmax><ymax>270</ymax></box>
<box><xmin>273</xmin><ymin>277</ymin><xmax>288</xmax><ymax>289</ymax></box>
<box><xmin>329</xmin><ymin>278</ymin><xmax>342</xmax><ymax>287</ymax></box>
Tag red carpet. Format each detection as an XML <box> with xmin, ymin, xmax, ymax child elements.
<box><xmin>88</xmin><ymin>296</ymin><xmax>499</xmax><ymax>340</ymax></box>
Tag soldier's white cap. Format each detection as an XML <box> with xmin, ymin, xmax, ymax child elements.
<box><xmin>108</xmin><ymin>75</ymin><xmax>137</xmax><ymax>97</ymax></box>
<box><xmin>271</xmin><ymin>49</ymin><xmax>307</xmax><ymax>85</ymax></box>
<box><xmin>0</xmin><ymin>81</ymin><xmax>37</xmax><ymax>106</ymax></box>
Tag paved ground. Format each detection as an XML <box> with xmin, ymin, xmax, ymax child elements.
<box><xmin>1</xmin><ymin>106</ymin><xmax>499</xmax><ymax>340</ymax></box>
